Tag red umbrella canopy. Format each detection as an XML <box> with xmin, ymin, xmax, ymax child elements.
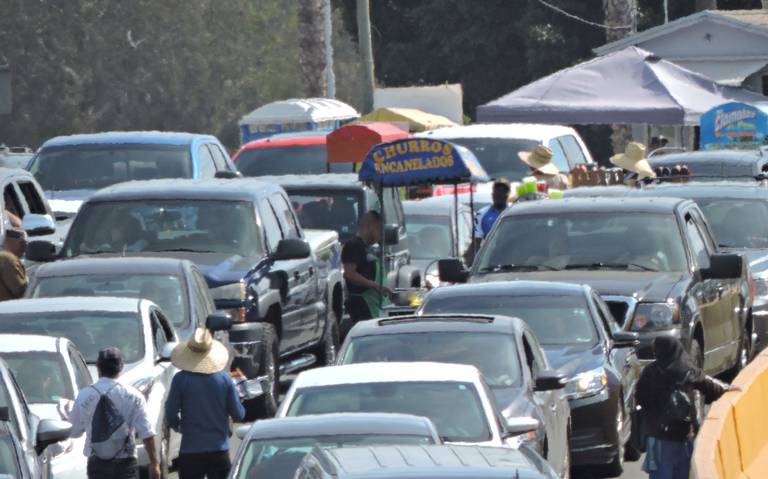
<box><xmin>327</xmin><ymin>122</ymin><xmax>410</xmax><ymax>164</ymax></box>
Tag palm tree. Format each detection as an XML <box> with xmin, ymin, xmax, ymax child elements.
<box><xmin>297</xmin><ymin>0</ymin><xmax>328</xmax><ymax>97</ymax></box>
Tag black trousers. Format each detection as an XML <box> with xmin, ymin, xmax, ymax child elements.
<box><xmin>87</xmin><ymin>456</ymin><xmax>138</xmax><ymax>479</ymax></box>
<box><xmin>178</xmin><ymin>451</ymin><xmax>231</xmax><ymax>479</ymax></box>
<box><xmin>341</xmin><ymin>296</ymin><xmax>372</xmax><ymax>338</ymax></box>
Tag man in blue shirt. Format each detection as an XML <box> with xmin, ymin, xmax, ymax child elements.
<box><xmin>475</xmin><ymin>179</ymin><xmax>511</xmax><ymax>240</ymax></box>
<box><xmin>165</xmin><ymin>328</ymin><xmax>245</xmax><ymax>479</ymax></box>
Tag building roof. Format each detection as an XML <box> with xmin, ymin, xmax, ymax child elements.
<box><xmin>0</xmin><ymin>296</ymin><xmax>141</xmax><ymax>315</ymax></box>
<box><xmin>40</xmin><ymin>131</ymin><xmax>216</xmax><ymax>148</ymax></box>
<box><xmin>88</xmin><ymin>178</ymin><xmax>281</xmax><ymax>202</ymax></box>
<box><xmin>34</xmin><ymin>257</ymin><xmax>189</xmax><ymax>278</ymax></box>
<box><xmin>502</xmin><ymin>196</ymin><xmax>688</xmax><ymax>217</ymax></box>
<box><xmin>291</xmin><ymin>362</ymin><xmax>482</xmax><ymax>389</ymax></box>
<box><xmin>416</xmin><ymin>123</ymin><xmax>577</xmax><ymax>141</ymax></box>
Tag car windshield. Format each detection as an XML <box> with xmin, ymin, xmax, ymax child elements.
<box><xmin>236</xmin><ymin>433</ymin><xmax>433</xmax><ymax>479</ymax></box>
<box><xmin>236</xmin><ymin>145</ymin><xmax>350</xmax><ymax>176</ymax></box>
<box><xmin>32</xmin><ymin>274</ymin><xmax>188</xmax><ymax>326</ymax></box>
<box><xmin>420</xmin><ymin>296</ymin><xmax>598</xmax><ymax>346</ymax></box>
<box><xmin>286</xmin><ymin>191</ymin><xmax>362</xmax><ymax>240</ymax></box>
<box><xmin>694</xmin><ymin>198</ymin><xmax>768</xmax><ymax>249</ymax></box>
<box><xmin>30</xmin><ymin>144</ymin><xmax>192</xmax><ymax>191</ymax></box>
<box><xmin>0</xmin><ymin>312</ymin><xmax>143</xmax><ymax>363</ymax></box>
<box><xmin>63</xmin><ymin>200</ymin><xmax>262</xmax><ymax>258</ymax></box>
<box><xmin>443</xmin><ymin>137</ymin><xmax>539</xmax><ymax>181</ymax></box>
<box><xmin>405</xmin><ymin>215</ymin><xmax>453</xmax><ymax>259</ymax></box>
<box><xmin>341</xmin><ymin>333</ymin><xmax>520</xmax><ymax>387</ymax></box>
<box><xmin>1</xmin><ymin>352</ymin><xmax>73</xmax><ymax>404</ymax></box>
<box><xmin>0</xmin><ymin>434</ymin><xmax>20</xmax><ymax>478</ymax></box>
<box><xmin>287</xmin><ymin>381</ymin><xmax>490</xmax><ymax>443</ymax></box>
<box><xmin>475</xmin><ymin>213</ymin><xmax>687</xmax><ymax>273</ymax></box>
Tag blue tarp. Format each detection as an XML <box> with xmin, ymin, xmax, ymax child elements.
<box><xmin>358</xmin><ymin>139</ymin><xmax>489</xmax><ymax>186</ymax></box>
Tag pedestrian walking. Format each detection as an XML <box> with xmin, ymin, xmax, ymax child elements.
<box><xmin>69</xmin><ymin>347</ymin><xmax>160</xmax><ymax>479</ymax></box>
<box><xmin>0</xmin><ymin>228</ymin><xmax>27</xmax><ymax>301</ymax></box>
<box><xmin>635</xmin><ymin>337</ymin><xmax>732</xmax><ymax>479</ymax></box>
<box><xmin>341</xmin><ymin>210</ymin><xmax>391</xmax><ymax>333</ymax></box>
<box><xmin>518</xmin><ymin>144</ymin><xmax>570</xmax><ymax>189</ymax></box>
<box><xmin>165</xmin><ymin>327</ymin><xmax>245</xmax><ymax>479</ymax></box>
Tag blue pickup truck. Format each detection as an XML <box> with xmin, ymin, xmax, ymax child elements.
<box><xmin>28</xmin><ymin>178</ymin><xmax>344</xmax><ymax>418</ymax></box>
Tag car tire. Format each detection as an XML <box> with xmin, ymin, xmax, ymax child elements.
<box><xmin>316</xmin><ymin>307</ymin><xmax>340</xmax><ymax>366</ymax></box>
<box><xmin>240</xmin><ymin>323</ymin><xmax>279</xmax><ymax>420</ymax></box>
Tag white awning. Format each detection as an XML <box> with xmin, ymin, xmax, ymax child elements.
<box><xmin>239</xmin><ymin>98</ymin><xmax>359</xmax><ymax>126</ymax></box>
<box><xmin>672</xmin><ymin>59</ymin><xmax>768</xmax><ymax>86</ymax></box>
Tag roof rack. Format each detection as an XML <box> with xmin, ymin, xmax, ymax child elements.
<box><xmin>377</xmin><ymin>314</ymin><xmax>497</xmax><ymax>326</ymax></box>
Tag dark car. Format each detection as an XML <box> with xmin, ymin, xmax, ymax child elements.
<box><xmin>337</xmin><ymin>314</ymin><xmax>570</xmax><ymax>478</ymax></box>
<box><xmin>229</xmin><ymin>413</ymin><xmax>441</xmax><ymax>479</ymax></box>
<box><xmin>419</xmin><ymin>281</ymin><xmax>641</xmax><ymax>475</ymax></box>
<box><xmin>28</xmin><ymin>179</ymin><xmax>343</xmax><ymax>419</ymax></box>
<box><xmin>648</xmin><ymin>150</ymin><xmax>768</xmax><ymax>181</ymax></box>
<box><xmin>294</xmin><ymin>444</ymin><xmax>559</xmax><ymax>479</ymax></box>
<box><xmin>628</xmin><ymin>182</ymin><xmax>768</xmax><ymax>355</ymax></box>
<box><xmin>439</xmin><ymin>198</ymin><xmax>751</xmax><ymax>380</ymax></box>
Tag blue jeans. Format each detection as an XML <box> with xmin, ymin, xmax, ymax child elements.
<box><xmin>643</xmin><ymin>437</ymin><xmax>693</xmax><ymax>479</ymax></box>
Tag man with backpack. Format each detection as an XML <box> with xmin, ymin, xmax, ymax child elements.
<box><xmin>635</xmin><ymin>337</ymin><xmax>732</xmax><ymax>479</ymax></box>
<box><xmin>69</xmin><ymin>347</ymin><xmax>160</xmax><ymax>479</ymax></box>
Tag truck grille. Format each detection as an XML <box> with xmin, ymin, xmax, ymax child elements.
<box><xmin>602</xmin><ymin>296</ymin><xmax>637</xmax><ymax>327</ymax></box>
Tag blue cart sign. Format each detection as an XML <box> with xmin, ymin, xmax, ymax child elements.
<box><xmin>358</xmin><ymin>138</ymin><xmax>489</xmax><ymax>186</ymax></box>
<box><xmin>700</xmin><ymin>102</ymin><xmax>768</xmax><ymax>150</ymax></box>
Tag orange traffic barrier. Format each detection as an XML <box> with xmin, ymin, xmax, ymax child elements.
<box><xmin>693</xmin><ymin>349</ymin><xmax>768</xmax><ymax>479</ymax></box>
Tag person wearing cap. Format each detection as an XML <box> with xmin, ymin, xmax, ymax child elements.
<box><xmin>69</xmin><ymin>347</ymin><xmax>160</xmax><ymax>479</ymax></box>
<box><xmin>610</xmin><ymin>142</ymin><xmax>656</xmax><ymax>185</ymax></box>
<box><xmin>164</xmin><ymin>328</ymin><xmax>245</xmax><ymax>479</ymax></box>
<box><xmin>0</xmin><ymin>228</ymin><xmax>28</xmax><ymax>301</ymax></box>
<box><xmin>518</xmin><ymin>145</ymin><xmax>570</xmax><ymax>190</ymax></box>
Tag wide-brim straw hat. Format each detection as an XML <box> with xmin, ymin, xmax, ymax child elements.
<box><xmin>171</xmin><ymin>328</ymin><xmax>229</xmax><ymax>374</ymax></box>
<box><xmin>610</xmin><ymin>142</ymin><xmax>655</xmax><ymax>179</ymax></box>
<box><xmin>518</xmin><ymin>145</ymin><xmax>560</xmax><ymax>176</ymax></box>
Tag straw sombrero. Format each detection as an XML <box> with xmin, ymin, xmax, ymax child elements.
<box><xmin>610</xmin><ymin>142</ymin><xmax>655</xmax><ymax>179</ymax></box>
<box><xmin>171</xmin><ymin>328</ymin><xmax>229</xmax><ymax>374</ymax></box>
<box><xmin>518</xmin><ymin>145</ymin><xmax>559</xmax><ymax>176</ymax></box>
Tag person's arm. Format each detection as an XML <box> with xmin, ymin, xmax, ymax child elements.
<box><xmin>164</xmin><ymin>374</ymin><xmax>182</xmax><ymax>432</ymax></box>
<box><xmin>226</xmin><ymin>375</ymin><xmax>246</xmax><ymax>423</ymax></box>
<box><xmin>693</xmin><ymin>375</ymin><xmax>730</xmax><ymax>404</ymax></box>
<box><xmin>0</xmin><ymin>256</ymin><xmax>27</xmax><ymax>298</ymax></box>
<box><xmin>4</xmin><ymin>210</ymin><xmax>21</xmax><ymax>228</ymax></box>
<box><xmin>142</xmin><ymin>437</ymin><xmax>160</xmax><ymax>479</ymax></box>
<box><xmin>67</xmin><ymin>391</ymin><xmax>91</xmax><ymax>439</ymax></box>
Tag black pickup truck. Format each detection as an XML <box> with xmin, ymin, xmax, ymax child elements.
<box><xmin>440</xmin><ymin>197</ymin><xmax>752</xmax><ymax>382</ymax></box>
<box><xmin>28</xmin><ymin>179</ymin><xmax>344</xmax><ymax>418</ymax></box>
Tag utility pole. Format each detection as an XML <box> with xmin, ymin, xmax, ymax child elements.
<box><xmin>604</xmin><ymin>0</ymin><xmax>635</xmax><ymax>154</ymax></box>
<box><xmin>323</xmin><ymin>0</ymin><xmax>335</xmax><ymax>98</ymax></box>
<box><xmin>356</xmin><ymin>0</ymin><xmax>375</xmax><ymax>113</ymax></box>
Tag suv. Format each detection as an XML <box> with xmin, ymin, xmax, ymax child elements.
<box><xmin>27</xmin><ymin>132</ymin><xmax>239</xmax><ymax>220</ymax></box>
<box><xmin>1</xmin><ymin>167</ymin><xmax>58</xmax><ymax>246</ymax></box>
<box><xmin>28</xmin><ymin>179</ymin><xmax>343</xmax><ymax>418</ymax></box>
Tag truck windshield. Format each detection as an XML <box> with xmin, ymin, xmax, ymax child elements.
<box><xmin>236</xmin><ymin>145</ymin><xmax>350</xmax><ymax>176</ymax></box>
<box><xmin>30</xmin><ymin>144</ymin><xmax>192</xmax><ymax>191</ymax></box>
<box><xmin>476</xmin><ymin>213</ymin><xmax>687</xmax><ymax>273</ymax></box>
<box><xmin>442</xmin><ymin>137</ymin><xmax>540</xmax><ymax>181</ymax></box>
<box><xmin>63</xmin><ymin>200</ymin><xmax>262</xmax><ymax>258</ymax></box>
<box><xmin>695</xmin><ymin>198</ymin><xmax>768</xmax><ymax>249</ymax></box>
<box><xmin>286</xmin><ymin>191</ymin><xmax>363</xmax><ymax>240</ymax></box>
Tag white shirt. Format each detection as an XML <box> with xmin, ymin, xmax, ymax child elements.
<box><xmin>69</xmin><ymin>377</ymin><xmax>155</xmax><ymax>458</ymax></box>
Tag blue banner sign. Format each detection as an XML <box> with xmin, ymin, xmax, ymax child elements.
<box><xmin>700</xmin><ymin>102</ymin><xmax>768</xmax><ymax>150</ymax></box>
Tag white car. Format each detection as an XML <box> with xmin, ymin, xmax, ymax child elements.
<box><xmin>0</xmin><ymin>334</ymin><xmax>91</xmax><ymax>479</ymax></box>
<box><xmin>276</xmin><ymin>362</ymin><xmax>536</xmax><ymax>447</ymax></box>
<box><xmin>0</xmin><ymin>297</ymin><xmax>178</xmax><ymax>474</ymax></box>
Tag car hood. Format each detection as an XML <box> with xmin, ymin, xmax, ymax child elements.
<box><xmin>541</xmin><ymin>343</ymin><xmax>604</xmax><ymax>378</ymax></box>
<box><xmin>46</xmin><ymin>189</ymin><xmax>96</xmax><ymax>216</ymax></box>
<box><xmin>471</xmin><ymin>270</ymin><xmax>682</xmax><ymax>302</ymax></box>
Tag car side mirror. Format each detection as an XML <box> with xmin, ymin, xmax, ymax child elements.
<box><xmin>35</xmin><ymin>419</ymin><xmax>72</xmax><ymax>455</ymax></box>
<box><xmin>534</xmin><ymin>370</ymin><xmax>567</xmax><ymax>391</ymax></box>
<box><xmin>21</xmin><ymin>214</ymin><xmax>56</xmax><ymax>236</ymax></box>
<box><xmin>384</xmin><ymin>225</ymin><xmax>400</xmax><ymax>245</ymax></box>
<box><xmin>214</xmin><ymin>170</ymin><xmax>242</xmax><ymax>179</ymax></box>
<box><xmin>206</xmin><ymin>312</ymin><xmax>233</xmax><ymax>332</ymax></box>
<box><xmin>701</xmin><ymin>254</ymin><xmax>742</xmax><ymax>280</ymax></box>
<box><xmin>612</xmin><ymin>331</ymin><xmax>639</xmax><ymax>348</ymax></box>
<box><xmin>159</xmin><ymin>342</ymin><xmax>178</xmax><ymax>361</ymax></box>
<box><xmin>504</xmin><ymin>416</ymin><xmax>539</xmax><ymax>437</ymax></box>
<box><xmin>25</xmin><ymin>240</ymin><xmax>57</xmax><ymax>262</ymax></box>
<box><xmin>273</xmin><ymin>238</ymin><xmax>311</xmax><ymax>261</ymax></box>
<box><xmin>438</xmin><ymin>258</ymin><xmax>468</xmax><ymax>283</ymax></box>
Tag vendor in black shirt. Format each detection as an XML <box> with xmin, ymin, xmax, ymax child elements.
<box><xmin>342</xmin><ymin>210</ymin><xmax>391</xmax><ymax>333</ymax></box>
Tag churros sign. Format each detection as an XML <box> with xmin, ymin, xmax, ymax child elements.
<box><xmin>371</xmin><ymin>139</ymin><xmax>455</xmax><ymax>174</ymax></box>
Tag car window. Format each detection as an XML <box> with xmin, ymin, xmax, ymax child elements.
<box><xmin>287</xmin><ymin>190</ymin><xmax>362</xmax><ymax>241</ymax></box>
<box><xmin>547</xmin><ymin>138</ymin><xmax>570</xmax><ymax>172</ymax></box>
<box><xmin>458</xmin><ymin>210</ymin><xmax>473</xmax><ymax>256</ymax></box>
<box><xmin>6</xmin><ymin>373</ymin><xmax>29</xmax><ymax>442</ymax></box>
<box><xmin>69</xmin><ymin>347</ymin><xmax>92</xmax><ymax>390</ymax></box>
<box><xmin>259</xmin><ymin>199</ymin><xmax>283</xmax><ymax>251</ymax></box>
<box><xmin>236</xmin><ymin>145</ymin><xmax>350</xmax><ymax>176</ymax></box>
<box><xmin>207</xmin><ymin>144</ymin><xmax>228</xmax><ymax>171</ymax></box>
<box><xmin>17</xmin><ymin>181</ymin><xmax>46</xmax><ymax>214</ymax></box>
<box><xmin>2</xmin><ymin>352</ymin><xmax>73</xmax><ymax>404</ymax></box>
<box><xmin>0</xmin><ymin>434</ymin><xmax>22</xmax><ymax>478</ymax></box>
<box><xmin>685</xmin><ymin>215</ymin><xmax>710</xmax><ymax>270</ymax></box>
<box><xmin>441</xmin><ymin>137</ymin><xmax>539</xmax><ymax>181</ymax></box>
<box><xmin>270</xmin><ymin>194</ymin><xmax>301</xmax><ymax>239</ymax></box>
<box><xmin>3</xmin><ymin>184</ymin><xmax>23</xmax><ymax>218</ymax></box>
<box><xmin>695</xmin><ymin>198</ymin><xmax>768</xmax><ymax>249</ymax></box>
<box><xmin>559</xmin><ymin>135</ymin><xmax>588</xmax><ymax>165</ymax></box>
<box><xmin>593</xmin><ymin>294</ymin><xmax>620</xmax><ymax>333</ymax></box>
<box><xmin>191</xmin><ymin>268</ymin><xmax>215</xmax><ymax>323</ymax></box>
<box><xmin>382</xmin><ymin>188</ymin><xmax>400</xmax><ymax>226</ymax></box>
<box><xmin>197</xmin><ymin>145</ymin><xmax>216</xmax><ymax>178</ymax></box>
<box><xmin>521</xmin><ymin>334</ymin><xmax>542</xmax><ymax>379</ymax></box>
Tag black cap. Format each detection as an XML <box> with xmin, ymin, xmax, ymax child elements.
<box><xmin>97</xmin><ymin>347</ymin><xmax>123</xmax><ymax>373</ymax></box>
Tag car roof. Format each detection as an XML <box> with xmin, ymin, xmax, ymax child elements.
<box><xmin>238</xmin><ymin>134</ymin><xmax>326</xmax><ymax>150</ymax></box>
<box><xmin>630</xmin><ymin>181</ymin><xmax>768</xmax><ymax>200</ymax></box>
<box><xmin>649</xmin><ymin>150</ymin><xmax>762</xmax><ymax>166</ymax></box>
<box><xmin>244</xmin><ymin>413</ymin><xmax>437</xmax><ymax>440</ymax></box>
<box><xmin>312</xmin><ymin>445</ymin><xmax>543</xmax><ymax>478</ymax></box>
<box><xmin>416</xmin><ymin>123</ymin><xmax>577</xmax><ymax>141</ymax></box>
<box><xmin>40</xmin><ymin>131</ymin><xmax>217</xmax><ymax>148</ymax></box>
<box><xmin>0</xmin><ymin>334</ymin><xmax>64</xmax><ymax>354</ymax></box>
<box><xmin>0</xmin><ymin>296</ymin><xmax>142</xmax><ymax>314</ymax></box>
<box><xmin>502</xmin><ymin>197</ymin><xmax>688</xmax><ymax>217</ymax></box>
<box><xmin>346</xmin><ymin>314</ymin><xmax>524</xmax><ymax>338</ymax></box>
<box><xmin>424</xmin><ymin>281</ymin><xmax>586</xmax><ymax>300</ymax></box>
<box><xmin>0</xmin><ymin>167</ymin><xmax>33</xmax><ymax>179</ymax></box>
<box><xmin>88</xmin><ymin>178</ymin><xmax>283</xmax><ymax>202</ymax></box>
<box><xmin>256</xmin><ymin>173</ymin><xmax>362</xmax><ymax>190</ymax></box>
<box><xmin>292</xmin><ymin>362</ymin><xmax>482</xmax><ymax>389</ymax></box>
<box><xmin>34</xmin><ymin>256</ymin><xmax>189</xmax><ymax>278</ymax></box>
<box><xmin>403</xmin><ymin>198</ymin><xmax>470</xmax><ymax>216</ymax></box>
<box><xmin>563</xmin><ymin>185</ymin><xmax>632</xmax><ymax>198</ymax></box>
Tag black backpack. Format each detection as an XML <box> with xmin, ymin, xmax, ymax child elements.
<box><xmin>660</xmin><ymin>370</ymin><xmax>694</xmax><ymax>428</ymax></box>
<box><xmin>90</xmin><ymin>385</ymin><xmax>132</xmax><ymax>460</ymax></box>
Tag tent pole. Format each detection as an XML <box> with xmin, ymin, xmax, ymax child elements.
<box><xmin>469</xmin><ymin>185</ymin><xmax>476</xmax><ymax>261</ymax></box>
<box><xmin>377</xmin><ymin>181</ymin><xmax>385</xmax><ymax>311</ymax></box>
<box><xmin>453</xmin><ymin>182</ymin><xmax>460</xmax><ymax>258</ymax></box>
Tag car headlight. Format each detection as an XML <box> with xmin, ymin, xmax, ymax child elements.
<box><xmin>565</xmin><ymin>367</ymin><xmax>608</xmax><ymax>400</ymax></box>
<box><xmin>630</xmin><ymin>302</ymin><xmax>679</xmax><ymax>331</ymax></box>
